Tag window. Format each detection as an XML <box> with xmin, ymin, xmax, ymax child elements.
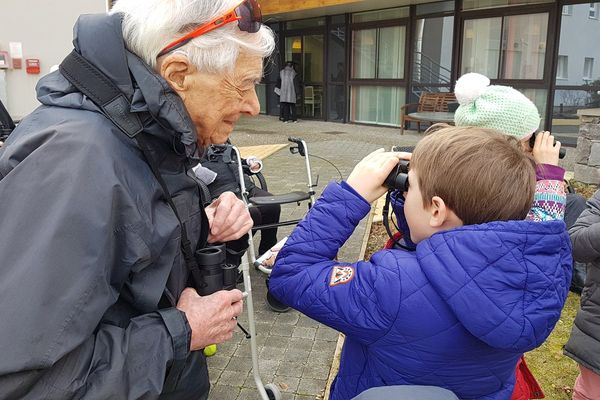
<box><xmin>461</xmin><ymin>13</ymin><xmax>548</xmax><ymax>80</ymax></box>
<box><xmin>562</xmin><ymin>5</ymin><xmax>573</xmax><ymax>15</ymax></box>
<box><xmin>351</xmin><ymin>26</ymin><xmax>406</xmax><ymax>79</ymax></box>
<box><xmin>557</xmin><ymin>55</ymin><xmax>568</xmax><ymax>79</ymax></box>
<box><xmin>351</xmin><ymin>86</ymin><xmax>405</xmax><ymax>126</ymax></box>
<box><xmin>584</xmin><ymin>58</ymin><xmax>595</xmax><ymax>80</ymax></box>
<box><xmin>590</xmin><ymin>3</ymin><xmax>598</xmax><ymax>19</ymax></box>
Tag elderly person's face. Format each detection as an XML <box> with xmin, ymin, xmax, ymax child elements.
<box><xmin>160</xmin><ymin>51</ymin><xmax>263</xmax><ymax>147</ymax></box>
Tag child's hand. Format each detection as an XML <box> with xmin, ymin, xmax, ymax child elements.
<box><xmin>347</xmin><ymin>149</ymin><xmax>411</xmax><ymax>203</ymax></box>
<box><xmin>259</xmin><ymin>237</ymin><xmax>288</xmax><ymax>268</ymax></box>
<box><xmin>532</xmin><ymin>131</ymin><xmax>561</xmax><ymax>166</ymax></box>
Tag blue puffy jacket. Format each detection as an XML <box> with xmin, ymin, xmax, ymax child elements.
<box><xmin>270</xmin><ymin>182</ymin><xmax>572</xmax><ymax>400</ymax></box>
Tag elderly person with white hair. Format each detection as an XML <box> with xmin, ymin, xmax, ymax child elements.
<box><xmin>0</xmin><ymin>1</ymin><xmax>274</xmax><ymax>398</ymax></box>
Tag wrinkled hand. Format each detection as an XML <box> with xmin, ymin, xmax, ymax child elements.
<box><xmin>532</xmin><ymin>131</ymin><xmax>561</xmax><ymax>166</ymax></box>
<box><xmin>177</xmin><ymin>288</ymin><xmax>244</xmax><ymax>351</ymax></box>
<box><xmin>347</xmin><ymin>149</ymin><xmax>411</xmax><ymax>203</ymax></box>
<box><xmin>205</xmin><ymin>192</ymin><xmax>253</xmax><ymax>243</ymax></box>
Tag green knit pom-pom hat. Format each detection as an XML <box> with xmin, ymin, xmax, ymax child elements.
<box><xmin>453</xmin><ymin>73</ymin><xmax>541</xmax><ymax>139</ymax></box>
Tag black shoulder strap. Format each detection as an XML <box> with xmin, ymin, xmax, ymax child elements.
<box><xmin>60</xmin><ymin>50</ymin><xmax>143</xmax><ymax>138</ymax></box>
<box><xmin>59</xmin><ymin>50</ymin><xmax>203</xmax><ymax>276</ymax></box>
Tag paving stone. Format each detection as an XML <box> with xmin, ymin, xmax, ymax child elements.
<box><xmin>258</xmin><ymin>358</ymin><xmax>281</xmax><ymax>376</ymax></box>
<box><xmin>263</xmin><ymin>335</ymin><xmax>290</xmax><ymax>349</ymax></box>
<box><xmin>259</xmin><ymin>345</ymin><xmax>287</xmax><ymax>361</ymax></box>
<box><xmin>292</xmin><ymin>326</ymin><xmax>316</xmax><ymax>340</ymax></box>
<box><xmin>297</xmin><ymin>378</ymin><xmax>328</xmax><ymax>396</ymax></box>
<box><xmin>294</xmin><ymin>395</ymin><xmax>316</xmax><ymax>400</ymax></box>
<box><xmin>297</xmin><ymin>316</ymin><xmax>320</xmax><ymax>329</ymax></box>
<box><xmin>209</xmin><ymin>369</ymin><xmax>222</xmax><ymax>385</ymax></box>
<box><xmin>283</xmin><ymin>347</ymin><xmax>311</xmax><ymax>363</ymax></box>
<box><xmin>207</xmin><ymin>355</ymin><xmax>230</xmax><ymax>370</ymax></box>
<box><xmin>219</xmin><ymin>370</ymin><xmax>250</xmax><ymax>387</ymax></box>
<box><xmin>287</xmin><ymin>337</ymin><xmax>314</xmax><ymax>351</ymax></box>
<box><xmin>209</xmin><ymin>384</ymin><xmax>241</xmax><ymax>400</ymax></box>
<box><xmin>302</xmin><ymin>362</ymin><xmax>332</xmax><ymax>380</ymax></box>
<box><xmin>315</xmin><ymin>327</ymin><xmax>340</xmax><ymax>342</ymax></box>
<box><xmin>273</xmin><ymin>375</ymin><xmax>301</xmax><ymax>393</ymax></box>
<box><xmin>277</xmin><ymin>361</ymin><xmax>305</xmax><ymax>378</ymax></box>
<box><xmin>226</xmin><ymin>356</ymin><xmax>254</xmax><ymax>375</ymax></box>
<box><xmin>270</xmin><ymin>323</ymin><xmax>295</xmax><ymax>337</ymax></box>
<box><xmin>276</xmin><ymin>312</ymin><xmax>300</xmax><ymax>325</ymax></box>
<box><xmin>281</xmin><ymin>393</ymin><xmax>296</xmax><ymax>400</ymax></box>
<box><xmin>237</xmin><ymin>387</ymin><xmax>260</xmax><ymax>400</ymax></box>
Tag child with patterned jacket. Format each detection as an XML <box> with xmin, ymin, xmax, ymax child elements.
<box><xmin>269</xmin><ymin>126</ymin><xmax>572</xmax><ymax>400</ymax></box>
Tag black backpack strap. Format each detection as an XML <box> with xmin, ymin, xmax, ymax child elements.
<box><xmin>59</xmin><ymin>49</ymin><xmax>205</xmax><ymax>271</ymax></box>
<box><xmin>60</xmin><ymin>50</ymin><xmax>143</xmax><ymax>138</ymax></box>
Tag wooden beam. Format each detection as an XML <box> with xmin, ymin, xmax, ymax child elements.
<box><xmin>260</xmin><ymin>0</ymin><xmax>362</xmax><ymax>15</ymax></box>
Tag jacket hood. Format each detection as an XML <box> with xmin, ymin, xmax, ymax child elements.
<box><xmin>416</xmin><ymin>219</ymin><xmax>572</xmax><ymax>352</ymax></box>
<box><xmin>36</xmin><ymin>13</ymin><xmax>199</xmax><ymax>157</ymax></box>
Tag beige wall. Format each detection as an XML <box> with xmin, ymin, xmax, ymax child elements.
<box><xmin>0</xmin><ymin>0</ymin><xmax>108</xmax><ymax>119</ymax></box>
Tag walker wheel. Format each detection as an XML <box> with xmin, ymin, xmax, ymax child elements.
<box><xmin>264</xmin><ymin>383</ymin><xmax>282</xmax><ymax>400</ymax></box>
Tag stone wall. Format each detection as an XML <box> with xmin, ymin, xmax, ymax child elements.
<box><xmin>574</xmin><ymin>108</ymin><xmax>600</xmax><ymax>184</ymax></box>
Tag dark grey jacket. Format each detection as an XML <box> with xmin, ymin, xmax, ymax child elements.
<box><xmin>565</xmin><ymin>189</ymin><xmax>600</xmax><ymax>374</ymax></box>
<box><xmin>0</xmin><ymin>13</ymin><xmax>210</xmax><ymax>399</ymax></box>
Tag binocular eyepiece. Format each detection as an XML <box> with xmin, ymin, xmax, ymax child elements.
<box><xmin>384</xmin><ymin>160</ymin><xmax>410</xmax><ymax>192</ymax></box>
<box><xmin>194</xmin><ymin>244</ymin><xmax>238</xmax><ymax>296</ymax></box>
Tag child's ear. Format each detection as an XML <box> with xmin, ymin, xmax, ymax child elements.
<box><xmin>428</xmin><ymin>196</ymin><xmax>447</xmax><ymax>228</ymax></box>
<box><xmin>429</xmin><ymin>196</ymin><xmax>463</xmax><ymax>229</ymax></box>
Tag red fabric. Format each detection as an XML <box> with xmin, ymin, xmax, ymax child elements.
<box><xmin>511</xmin><ymin>357</ymin><xmax>544</xmax><ymax>399</ymax></box>
<box><xmin>384</xmin><ymin>232</ymin><xmax>403</xmax><ymax>250</ymax></box>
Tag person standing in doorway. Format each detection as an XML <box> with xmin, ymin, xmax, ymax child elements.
<box><xmin>278</xmin><ymin>61</ymin><xmax>300</xmax><ymax>123</ymax></box>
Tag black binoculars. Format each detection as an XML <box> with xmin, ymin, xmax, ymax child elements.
<box><xmin>193</xmin><ymin>244</ymin><xmax>238</xmax><ymax>296</ymax></box>
<box><xmin>529</xmin><ymin>131</ymin><xmax>566</xmax><ymax>159</ymax></box>
<box><xmin>385</xmin><ymin>159</ymin><xmax>410</xmax><ymax>191</ymax></box>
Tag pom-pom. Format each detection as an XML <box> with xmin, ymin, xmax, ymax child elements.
<box><xmin>454</xmin><ymin>73</ymin><xmax>490</xmax><ymax>105</ymax></box>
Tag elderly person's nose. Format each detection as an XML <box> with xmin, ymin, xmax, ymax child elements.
<box><xmin>242</xmin><ymin>89</ymin><xmax>260</xmax><ymax>116</ymax></box>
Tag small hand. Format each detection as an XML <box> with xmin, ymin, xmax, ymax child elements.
<box><xmin>532</xmin><ymin>131</ymin><xmax>561</xmax><ymax>166</ymax></box>
<box><xmin>177</xmin><ymin>288</ymin><xmax>244</xmax><ymax>351</ymax></box>
<box><xmin>205</xmin><ymin>192</ymin><xmax>253</xmax><ymax>243</ymax></box>
<box><xmin>347</xmin><ymin>149</ymin><xmax>411</xmax><ymax>203</ymax></box>
<box><xmin>261</xmin><ymin>238</ymin><xmax>287</xmax><ymax>267</ymax></box>
<box><xmin>246</xmin><ymin>156</ymin><xmax>263</xmax><ymax>173</ymax></box>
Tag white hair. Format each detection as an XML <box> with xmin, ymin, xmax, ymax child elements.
<box><xmin>109</xmin><ymin>0</ymin><xmax>275</xmax><ymax>73</ymax></box>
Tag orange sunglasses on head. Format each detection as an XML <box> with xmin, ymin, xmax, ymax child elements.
<box><xmin>157</xmin><ymin>0</ymin><xmax>262</xmax><ymax>58</ymax></box>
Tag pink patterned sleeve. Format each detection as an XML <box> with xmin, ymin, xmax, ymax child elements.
<box><xmin>526</xmin><ymin>164</ymin><xmax>566</xmax><ymax>222</ymax></box>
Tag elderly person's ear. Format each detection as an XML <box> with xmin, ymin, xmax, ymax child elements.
<box><xmin>159</xmin><ymin>53</ymin><xmax>197</xmax><ymax>93</ymax></box>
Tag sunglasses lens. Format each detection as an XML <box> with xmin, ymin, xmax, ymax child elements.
<box><xmin>236</xmin><ymin>0</ymin><xmax>262</xmax><ymax>33</ymax></box>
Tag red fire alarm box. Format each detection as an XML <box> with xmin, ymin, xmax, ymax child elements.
<box><xmin>26</xmin><ymin>59</ymin><xmax>40</xmax><ymax>74</ymax></box>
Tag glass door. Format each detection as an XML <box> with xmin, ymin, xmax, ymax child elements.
<box><xmin>285</xmin><ymin>34</ymin><xmax>325</xmax><ymax>119</ymax></box>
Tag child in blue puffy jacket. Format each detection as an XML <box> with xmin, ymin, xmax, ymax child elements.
<box><xmin>269</xmin><ymin>126</ymin><xmax>572</xmax><ymax>400</ymax></box>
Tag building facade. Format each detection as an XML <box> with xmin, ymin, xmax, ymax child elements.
<box><xmin>260</xmin><ymin>0</ymin><xmax>600</xmax><ymax>145</ymax></box>
<box><xmin>0</xmin><ymin>0</ymin><xmax>598</xmax><ymax>145</ymax></box>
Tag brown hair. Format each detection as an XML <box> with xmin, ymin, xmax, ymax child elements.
<box><xmin>410</xmin><ymin>126</ymin><xmax>536</xmax><ymax>225</ymax></box>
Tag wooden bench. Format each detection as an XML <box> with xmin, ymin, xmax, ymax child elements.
<box><xmin>400</xmin><ymin>92</ymin><xmax>457</xmax><ymax>134</ymax></box>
